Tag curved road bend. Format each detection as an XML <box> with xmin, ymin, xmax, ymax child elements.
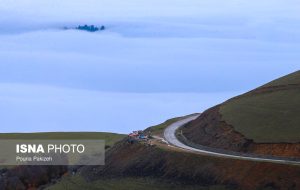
<box><xmin>163</xmin><ymin>115</ymin><xmax>300</xmax><ymax>166</ymax></box>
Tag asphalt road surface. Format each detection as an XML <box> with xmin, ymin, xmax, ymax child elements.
<box><xmin>163</xmin><ymin>114</ymin><xmax>300</xmax><ymax>166</ymax></box>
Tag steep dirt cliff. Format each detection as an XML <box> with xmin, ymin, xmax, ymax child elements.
<box><xmin>181</xmin><ymin>105</ymin><xmax>252</xmax><ymax>152</ymax></box>
<box><xmin>181</xmin><ymin>105</ymin><xmax>300</xmax><ymax>158</ymax></box>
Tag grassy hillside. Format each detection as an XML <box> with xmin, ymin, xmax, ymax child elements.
<box><xmin>220</xmin><ymin>70</ymin><xmax>300</xmax><ymax>143</ymax></box>
<box><xmin>262</xmin><ymin>70</ymin><xmax>300</xmax><ymax>87</ymax></box>
<box><xmin>145</xmin><ymin>113</ymin><xmax>199</xmax><ymax>135</ymax></box>
<box><xmin>49</xmin><ymin>139</ymin><xmax>300</xmax><ymax>190</ymax></box>
<box><xmin>46</xmin><ymin>175</ymin><xmax>228</xmax><ymax>190</ymax></box>
<box><xmin>0</xmin><ymin>132</ymin><xmax>125</xmax><ymax>148</ymax></box>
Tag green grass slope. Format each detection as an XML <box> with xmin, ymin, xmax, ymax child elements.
<box><xmin>262</xmin><ymin>70</ymin><xmax>300</xmax><ymax>87</ymax></box>
<box><xmin>145</xmin><ymin>113</ymin><xmax>199</xmax><ymax>135</ymax></box>
<box><xmin>220</xmin><ymin>70</ymin><xmax>300</xmax><ymax>143</ymax></box>
<box><xmin>46</xmin><ymin>175</ymin><xmax>228</xmax><ymax>190</ymax></box>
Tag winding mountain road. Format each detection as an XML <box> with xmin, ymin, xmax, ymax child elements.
<box><xmin>163</xmin><ymin>115</ymin><xmax>300</xmax><ymax>166</ymax></box>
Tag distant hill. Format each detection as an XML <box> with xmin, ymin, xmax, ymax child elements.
<box><xmin>63</xmin><ymin>25</ymin><xmax>106</xmax><ymax>32</ymax></box>
<box><xmin>182</xmin><ymin>70</ymin><xmax>300</xmax><ymax>157</ymax></box>
<box><xmin>76</xmin><ymin>25</ymin><xmax>105</xmax><ymax>32</ymax></box>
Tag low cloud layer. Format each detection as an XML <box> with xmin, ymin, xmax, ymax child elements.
<box><xmin>0</xmin><ymin>83</ymin><xmax>240</xmax><ymax>133</ymax></box>
<box><xmin>0</xmin><ymin>0</ymin><xmax>299</xmax><ymax>132</ymax></box>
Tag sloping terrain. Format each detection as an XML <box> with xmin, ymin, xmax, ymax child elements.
<box><xmin>46</xmin><ymin>175</ymin><xmax>229</xmax><ymax>190</ymax></box>
<box><xmin>181</xmin><ymin>70</ymin><xmax>300</xmax><ymax>157</ymax></box>
<box><xmin>62</xmin><ymin>139</ymin><xmax>300</xmax><ymax>190</ymax></box>
<box><xmin>5</xmin><ymin>114</ymin><xmax>300</xmax><ymax>190</ymax></box>
<box><xmin>220</xmin><ymin>71</ymin><xmax>300</xmax><ymax>143</ymax></box>
<box><xmin>48</xmin><ymin>111</ymin><xmax>300</xmax><ymax>190</ymax></box>
<box><xmin>144</xmin><ymin>113</ymin><xmax>199</xmax><ymax>136</ymax></box>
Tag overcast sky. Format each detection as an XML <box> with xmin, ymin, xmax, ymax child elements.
<box><xmin>0</xmin><ymin>0</ymin><xmax>299</xmax><ymax>133</ymax></box>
